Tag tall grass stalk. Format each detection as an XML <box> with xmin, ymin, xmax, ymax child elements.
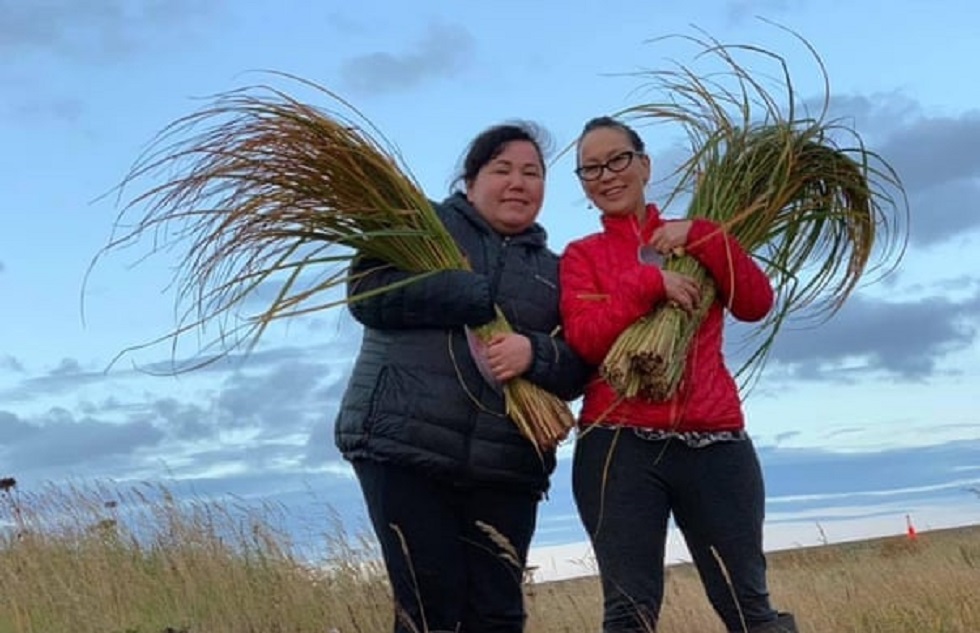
<box><xmin>90</xmin><ymin>73</ymin><xmax>573</xmax><ymax>451</ymax></box>
<box><xmin>601</xmin><ymin>28</ymin><xmax>908</xmax><ymax>400</ymax></box>
<box><xmin>0</xmin><ymin>480</ymin><xmax>391</xmax><ymax>633</ymax></box>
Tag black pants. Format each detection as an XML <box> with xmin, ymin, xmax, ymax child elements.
<box><xmin>573</xmin><ymin>428</ymin><xmax>791</xmax><ymax>633</ymax></box>
<box><xmin>354</xmin><ymin>460</ymin><xmax>540</xmax><ymax>633</ymax></box>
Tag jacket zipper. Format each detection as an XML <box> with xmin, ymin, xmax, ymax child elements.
<box><xmin>465</xmin><ymin>235</ymin><xmax>510</xmax><ymax>483</ymax></box>
<box><xmin>489</xmin><ymin>236</ymin><xmax>510</xmax><ymax>301</ymax></box>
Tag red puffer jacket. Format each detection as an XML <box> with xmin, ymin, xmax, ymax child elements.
<box><xmin>559</xmin><ymin>205</ymin><xmax>773</xmax><ymax>431</ymax></box>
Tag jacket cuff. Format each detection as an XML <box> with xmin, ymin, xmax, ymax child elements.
<box><xmin>525</xmin><ymin>331</ymin><xmax>557</xmax><ymax>379</ymax></box>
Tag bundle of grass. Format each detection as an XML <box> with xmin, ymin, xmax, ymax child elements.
<box><xmin>600</xmin><ymin>30</ymin><xmax>908</xmax><ymax>400</ymax></box>
<box><xmin>94</xmin><ymin>74</ymin><xmax>573</xmax><ymax>451</ymax></box>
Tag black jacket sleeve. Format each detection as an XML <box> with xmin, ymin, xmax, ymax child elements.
<box><xmin>520</xmin><ymin>330</ymin><xmax>592</xmax><ymax>401</ymax></box>
<box><xmin>347</xmin><ymin>256</ymin><xmax>496</xmax><ymax>330</ymax></box>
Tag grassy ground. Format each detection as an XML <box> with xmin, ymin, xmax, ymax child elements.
<box><xmin>1</xmin><ymin>480</ymin><xmax>977</xmax><ymax>632</ymax></box>
<box><xmin>525</xmin><ymin>526</ymin><xmax>980</xmax><ymax>632</ymax></box>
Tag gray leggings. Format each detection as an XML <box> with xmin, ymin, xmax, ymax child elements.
<box><xmin>573</xmin><ymin>427</ymin><xmax>789</xmax><ymax>632</ymax></box>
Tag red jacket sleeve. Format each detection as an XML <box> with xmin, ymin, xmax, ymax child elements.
<box><xmin>685</xmin><ymin>219</ymin><xmax>774</xmax><ymax>322</ymax></box>
<box><xmin>559</xmin><ymin>239</ymin><xmax>666</xmax><ymax>365</ymax></box>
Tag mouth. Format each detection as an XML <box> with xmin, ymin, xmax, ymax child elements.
<box><xmin>501</xmin><ymin>197</ymin><xmax>529</xmax><ymax>206</ymax></box>
<box><xmin>601</xmin><ymin>185</ymin><xmax>625</xmax><ymax>196</ymax></box>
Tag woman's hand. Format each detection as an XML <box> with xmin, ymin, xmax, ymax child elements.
<box><xmin>650</xmin><ymin>220</ymin><xmax>692</xmax><ymax>256</ymax></box>
<box><xmin>485</xmin><ymin>334</ymin><xmax>533</xmax><ymax>382</ymax></box>
<box><xmin>661</xmin><ymin>270</ymin><xmax>701</xmax><ymax>314</ymax></box>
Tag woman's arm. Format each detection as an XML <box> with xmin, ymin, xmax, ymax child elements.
<box><xmin>685</xmin><ymin>219</ymin><xmax>774</xmax><ymax>322</ymax></box>
<box><xmin>518</xmin><ymin>330</ymin><xmax>592</xmax><ymax>401</ymax></box>
<box><xmin>347</xmin><ymin>256</ymin><xmax>496</xmax><ymax>330</ymax></box>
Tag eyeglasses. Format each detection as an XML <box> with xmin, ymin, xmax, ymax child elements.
<box><xmin>575</xmin><ymin>150</ymin><xmax>643</xmax><ymax>181</ymax></box>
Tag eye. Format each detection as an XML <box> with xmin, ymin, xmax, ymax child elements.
<box><xmin>608</xmin><ymin>152</ymin><xmax>632</xmax><ymax>169</ymax></box>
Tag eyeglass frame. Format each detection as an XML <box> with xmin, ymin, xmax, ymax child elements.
<box><xmin>574</xmin><ymin>150</ymin><xmax>644</xmax><ymax>181</ymax></box>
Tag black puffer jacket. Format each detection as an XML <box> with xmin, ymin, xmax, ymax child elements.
<box><xmin>334</xmin><ymin>193</ymin><xmax>590</xmax><ymax>493</ymax></box>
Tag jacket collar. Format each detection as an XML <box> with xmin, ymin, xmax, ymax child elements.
<box><xmin>599</xmin><ymin>204</ymin><xmax>664</xmax><ymax>242</ymax></box>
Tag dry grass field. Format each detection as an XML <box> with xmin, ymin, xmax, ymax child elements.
<box><xmin>2</xmin><ymin>479</ymin><xmax>977</xmax><ymax>633</ymax></box>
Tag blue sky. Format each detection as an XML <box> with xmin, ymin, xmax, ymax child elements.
<box><xmin>2</xmin><ymin>1</ymin><xmax>979</xmax><ymax>576</ymax></box>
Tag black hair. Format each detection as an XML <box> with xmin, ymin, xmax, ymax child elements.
<box><xmin>577</xmin><ymin>116</ymin><xmax>646</xmax><ymax>153</ymax></box>
<box><xmin>452</xmin><ymin>120</ymin><xmax>552</xmax><ymax>191</ymax></box>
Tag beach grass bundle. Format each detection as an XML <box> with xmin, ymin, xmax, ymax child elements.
<box><xmin>95</xmin><ymin>73</ymin><xmax>572</xmax><ymax>451</ymax></box>
<box><xmin>601</xmin><ymin>30</ymin><xmax>908</xmax><ymax>400</ymax></box>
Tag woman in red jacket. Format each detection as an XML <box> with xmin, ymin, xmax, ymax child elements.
<box><xmin>560</xmin><ymin>117</ymin><xmax>798</xmax><ymax>633</ymax></box>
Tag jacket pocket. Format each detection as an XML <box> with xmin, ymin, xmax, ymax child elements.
<box><xmin>532</xmin><ymin>273</ymin><xmax>558</xmax><ymax>291</ymax></box>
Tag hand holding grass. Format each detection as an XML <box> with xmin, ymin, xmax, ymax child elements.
<box><xmin>485</xmin><ymin>333</ymin><xmax>533</xmax><ymax>382</ymax></box>
<box><xmin>661</xmin><ymin>270</ymin><xmax>701</xmax><ymax>315</ymax></box>
<box><xmin>649</xmin><ymin>220</ymin><xmax>692</xmax><ymax>255</ymax></box>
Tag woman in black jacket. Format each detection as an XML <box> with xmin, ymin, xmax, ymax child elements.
<box><xmin>335</xmin><ymin>122</ymin><xmax>589</xmax><ymax>633</ymax></box>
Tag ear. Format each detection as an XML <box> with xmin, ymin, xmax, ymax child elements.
<box><xmin>640</xmin><ymin>153</ymin><xmax>652</xmax><ymax>183</ymax></box>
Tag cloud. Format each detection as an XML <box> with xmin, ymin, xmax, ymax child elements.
<box><xmin>0</xmin><ymin>410</ymin><xmax>35</xmax><ymax>442</ymax></box>
<box><xmin>0</xmin><ymin>335</ymin><xmax>357</xmax><ymax>484</ymax></box>
<box><xmin>136</xmin><ymin>345</ymin><xmax>316</xmax><ymax>377</ymax></box>
<box><xmin>0</xmin><ymin>0</ymin><xmax>220</xmax><ymax>61</ymax></box>
<box><xmin>140</xmin><ymin>398</ymin><xmax>216</xmax><ymax>442</ymax></box>
<box><xmin>822</xmin><ymin>94</ymin><xmax>980</xmax><ymax>245</ymax></box>
<box><xmin>758</xmin><ymin>439</ymin><xmax>980</xmax><ymax>501</ymax></box>
<box><xmin>339</xmin><ymin>22</ymin><xmax>476</xmax><ymax>96</ymax></box>
<box><xmin>303</xmin><ymin>416</ymin><xmax>340</xmax><ymax>466</ymax></box>
<box><xmin>0</xmin><ymin>1</ymin><xmax>221</xmax><ymax>121</ymax></box>
<box><xmin>772</xmin><ymin>430</ymin><xmax>802</xmax><ymax>444</ymax></box>
<box><xmin>0</xmin><ymin>407</ymin><xmax>165</xmax><ymax>473</ymax></box>
<box><xmin>906</xmin><ymin>179</ymin><xmax>980</xmax><ymax>246</ymax></box>
<box><xmin>1</xmin><ymin>357</ymin><xmax>106</xmax><ymax>401</ymax></box>
<box><xmin>879</xmin><ymin>112</ymin><xmax>980</xmax><ymax>192</ymax></box>
<box><xmin>213</xmin><ymin>358</ymin><xmax>329</xmax><ymax>432</ymax></box>
<box><xmin>203</xmin><ymin>350</ymin><xmax>351</xmax><ymax>465</ymax></box>
<box><xmin>754</xmin><ymin>286</ymin><xmax>980</xmax><ymax>381</ymax></box>
<box><xmin>50</xmin><ymin>358</ymin><xmax>85</xmax><ymax>376</ymax></box>
<box><xmin>0</xmin><ymin>355</ymin><xmax>24</xmax><ymax>373</ymax></box>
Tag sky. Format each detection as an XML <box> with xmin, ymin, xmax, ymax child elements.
<box><xmin>2</xmin><ymin>1</ymin><xmax>979</xmax><ymax>580</ymax></box>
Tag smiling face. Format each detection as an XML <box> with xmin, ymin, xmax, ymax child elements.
<box><xmin>577</xmin><ymin>126</ymin><xmax>650</xmax><ymax>217</ymax></box>
<box><xmin>466</xmin><ymin>140</ymin><xmax>545</xmax><ymax>235</ymax></box>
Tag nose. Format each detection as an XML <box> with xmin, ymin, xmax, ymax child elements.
<box><xmin>507</xmin><ymin>172</ymin><xmax>528</xmax><ymax>190</ymax></box>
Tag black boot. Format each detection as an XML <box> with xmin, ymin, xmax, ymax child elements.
<box><xmin>746</xmin><ymin>612</ymin><xmax>798</xmax><ymax>632</ymax></box>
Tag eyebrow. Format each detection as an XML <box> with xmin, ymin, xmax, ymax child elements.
<box><xmin>491</xmin><ymin>158</ymin><xmax>542</xmax><ymax>170</ymax></box>
<box><xmin>580</xmin><ymin>148</ymin><xmax>633</xmax><ymax>164</ymax></box>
